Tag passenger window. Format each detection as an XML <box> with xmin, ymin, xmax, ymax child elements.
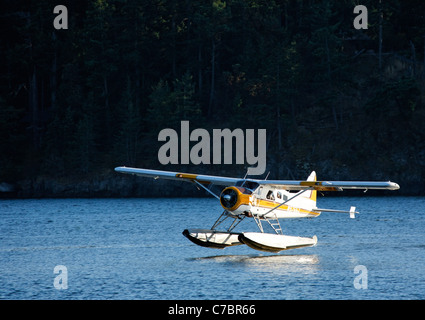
<box><xmin>266</xmin><ymin>190</ymin><xmax>275</xmax><ymax>200</ymax></box>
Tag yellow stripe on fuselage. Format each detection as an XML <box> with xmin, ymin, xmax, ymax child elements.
<box><xmin>254</xmin><ymin>199</ymin><xmax>319</xmax><ymax>216</ymax></box>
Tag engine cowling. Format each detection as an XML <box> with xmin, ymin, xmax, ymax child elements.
<box><xmin>220</xmin><ymin>186</ymin><xmax>252</xmax><ymax>213</ymax></box>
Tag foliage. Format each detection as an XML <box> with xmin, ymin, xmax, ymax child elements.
<box><xmin>1</xmin><ymin>0</ymin><xmax>425</xmax><ymax>193</ymax></box>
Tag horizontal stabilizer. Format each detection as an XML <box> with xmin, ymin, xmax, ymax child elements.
<box><xmin>313</xmin><ymin>206</ymin><xmax>358</xmax><ymax>218</ymax></box>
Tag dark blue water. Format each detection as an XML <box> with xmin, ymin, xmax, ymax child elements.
<box><xmin>1</xmin><ymin>197</ymin><xmax>424</xmax><ymax>299</ymax></box>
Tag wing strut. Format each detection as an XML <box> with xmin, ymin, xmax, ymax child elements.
<box><xmin>211</xmin><ymin>210</ymin><xmax>245</xmax><ymax>232</ymax></box>
<box><xmin>193</xmin><ymin>180</ymin><xmax>220</xmax><ymax>199</ymax></box>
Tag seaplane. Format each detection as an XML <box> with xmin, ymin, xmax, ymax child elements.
<box><xmin>115</xmin><ymin>166</ymin><xmax>399</xmax><ymax>252</ymax></box>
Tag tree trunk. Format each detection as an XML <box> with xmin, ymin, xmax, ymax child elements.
<box><xmin>378</xmin><ymin>0</ymin><xmax>383</xmax><ymax>72</ymax></box>
<box><xmin>325</xmin><ymin>35</ymin><xmax>338</xmax><ymax>129</ymax></box>
<box><xmin>103</xmin><ymin>75</ymin><xmax>111</xmax><ymax>142</ymax></box>
<box><xmin>171</xmin><ymin>14</ymin><xmax>177</xmax><ymax>80</ymax></box>
<box><xmin>423</xmin><ymin>35</ymin><xmax>425</xmax><ymax>79</ymax></box>
<box><xmin>208</xmin><ymin>39</ymin><xmax>215</xmax><ymax>117</ymax></box>
<box><xmin>410</xmin><ymin>40</ymin><xmax>416</xmax><ymax>77</ymax></box>
<box><xmin>29</xmin><ymin>67</ymin><xmax>39</xmax><ymax>149</ymax></box>
<box><xmin>50</xmin><ymin>33</ymin><xmax>57</xmax><ymax>110</ymax></box>
<box><xmin>276</xmin><ymin>65</ymin><xmax>282</xmax><ymax>150</ymax></box>
<box><xmin>198</xmin><ymin>43</ymin><xmax>203</xmax><ymax>99</ymax></box>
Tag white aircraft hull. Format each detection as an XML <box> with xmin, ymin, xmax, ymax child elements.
<box><xmin>182</xmin><ymin>229</ymin><xmax>243</xmax><ymax>249</ymax></box>
<box><xmin>239</xmin><ymin>232</ymin><xmax>318</xmax><ymax>252</ymax></box>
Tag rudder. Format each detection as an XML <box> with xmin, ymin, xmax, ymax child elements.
<box><xmin>304</xmin><ymin>171</ymin><xmax>317</xmax><ymax>203</ymax></box>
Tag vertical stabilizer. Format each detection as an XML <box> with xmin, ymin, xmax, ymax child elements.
<box><xmin>305</xmin><ymin>171</ymin><xmax>317</xmax><ymax>203</ymax></box>
<box><xmin>291</xmin><ymin>171</ymin><xmax>317</xmax><ymax>212</ymax></box>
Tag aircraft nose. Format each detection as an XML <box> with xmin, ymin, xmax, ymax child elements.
<box><xmin>223</xmin><ymin>194</ymin><xmax>231</xmax><ymax>201</ymax></box>
<box><xmin>220</xmin><ymin>187</ymin><xmax>239</xmax><ymax>210</ymax></box>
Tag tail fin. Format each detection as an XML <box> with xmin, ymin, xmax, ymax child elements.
<box><xmin>350</xmin><ymin>206</ymin><xmax>356</xmax><ymax>219</ymax></box>
<box><xmin>303</xmin><ymin>171</ymin><xmax>317</xmax><ymax>203</ymax></box>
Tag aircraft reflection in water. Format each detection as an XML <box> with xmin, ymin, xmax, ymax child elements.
<box><xmin>115</xmin><ymin>167</ymin><xmax>399</xmax><ymax>253</ymax></box>
<box><xmin>190</xmin><ymin>254</ymin><xmax>320</xmax><ymax>275</ymax></box>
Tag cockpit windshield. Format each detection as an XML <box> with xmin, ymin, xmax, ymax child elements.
<box><xmin>235</xmin><ymin>180</ymin><xmax>260</xmax><ymax>191</ymax></box>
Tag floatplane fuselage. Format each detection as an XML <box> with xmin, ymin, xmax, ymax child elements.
<box><xmin>115</xmin><ymin>167</ymin><xmax>399</xmax><ymax>253</ymax></box>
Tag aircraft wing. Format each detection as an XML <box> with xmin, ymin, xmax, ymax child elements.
<box><xmin>115</xmin><ymin>166</ymin><xmax>400</xmax><ymax>191</ymax></box>
<box><xmin>257</xmin><ymin>180</ymin><xmax>400</xmax><ymax>191</ymax></box>
<box><xmin>114</xmin><ymin>166</ymin><xmax>240</xmax><ymax>186</ymax></box>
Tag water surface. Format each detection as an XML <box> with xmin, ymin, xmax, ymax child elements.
<box><xmin>1</xmin><ymin>197</ymin><xmax>424</xmax><ymax>299</ymax></box>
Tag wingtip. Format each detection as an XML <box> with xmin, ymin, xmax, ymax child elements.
<box><xmin>389</xmin><ymin>182</ymin><xmax>400</xmax><ymax>190</ymax></box>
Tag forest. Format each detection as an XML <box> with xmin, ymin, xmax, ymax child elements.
<box><xmin>1</xmin><ymin>0</ymin><xmax>425</xmax><ymax>197</ymax></box>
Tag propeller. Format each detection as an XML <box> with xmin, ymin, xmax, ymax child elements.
<box><xmin>220</xmin><ymin>188</ymin><xmax>238</xmax><ymax>209</ymax></box>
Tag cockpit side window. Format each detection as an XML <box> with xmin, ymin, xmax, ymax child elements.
<box><xmin>235</xmin><ymin>180</ymin><xmax>245</xmax><ymax>187</ymax></box>
<box><xmin>245</xmin><ymin>181</ymin><xmax>260</xmax><ymax>190</ymax></box>
<box><xmin>266</xmin><ymin>190</ymin><xmax>275</xmax><ymax>200</ymax></box>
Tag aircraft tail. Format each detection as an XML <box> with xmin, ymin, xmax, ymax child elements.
<box><xmin>302</xmin><ymin>171</ymin><xmax>317</xmax><ymax>203</ymax></box>
<box><xmin>289</xmin><ymin>171</ymin><xmax>317</xmax><ymax>213</ymax></box>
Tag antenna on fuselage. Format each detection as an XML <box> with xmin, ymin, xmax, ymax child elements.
<box><xmin>240</xmin><ymin>170</ymin><xmax>249</xmax><ymax>188</ymax></box>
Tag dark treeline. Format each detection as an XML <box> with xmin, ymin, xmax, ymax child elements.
<box><xmin>1</xmin><ymin>0</ymin><xmax>425</xmax><ymax>197</ymax></box>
